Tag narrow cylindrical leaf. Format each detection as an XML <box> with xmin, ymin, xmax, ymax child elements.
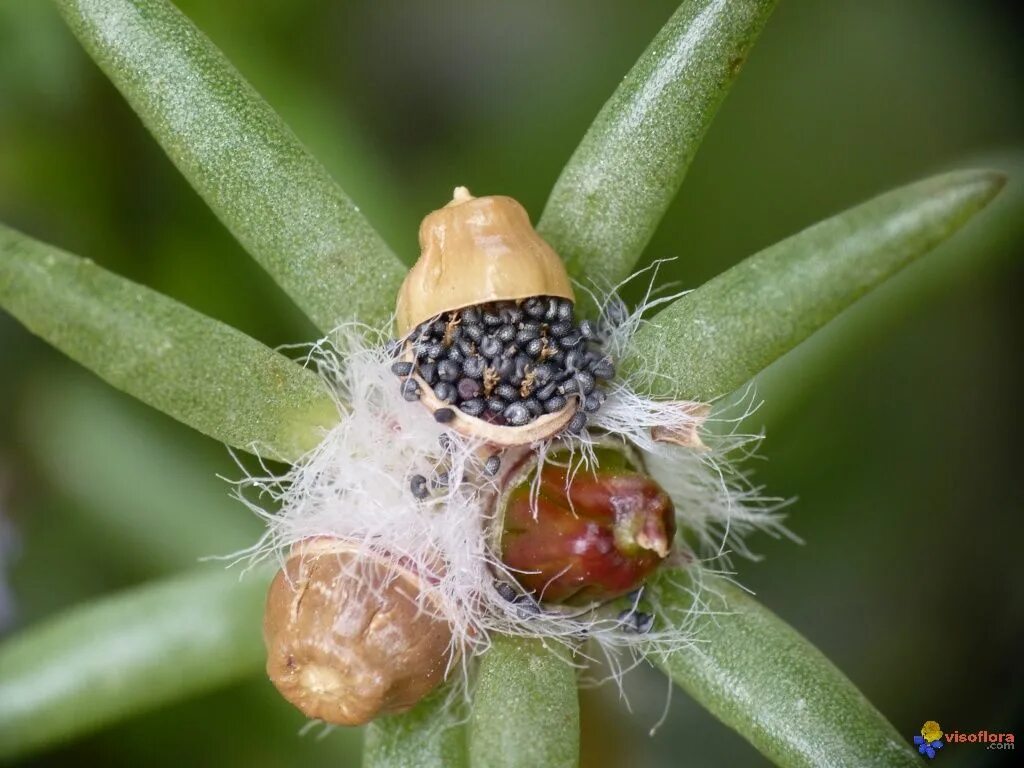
<box><xmin>0</xmin><ymin>566</ymin><xmax>271</xmax><ymax>760</ymax></box>
<box><xmin>0</xmin><ymin>224</ymin><xmax>337</xmax><ymax>461</ymax></box>
<box><xmin>626</xmin><ymin>169</ymin><xmax>1005</xmax><ymax>401</ymax></box>
<box><xmin>539</xmin><ymin>0</ymin><xmax>777</xmax><ymax>290</ymax></box>
<box><xmin>652</xmin><ymin>571</ymin><xmax>919</xmax><ymax>767</ymax></box>
<box><xmin>469</xmin><ymin>637</ymin><xmax>579</xmax><ymax>768</ymax></box>
<box><xmin>363</xmin><ymin>691</ymin><xmax>467</xmax><ymax>768</ymax></box>
<box><xmin>55</xmin><ymin>0</ymin><xmax>405</xmax><ymax>331</ymax></box>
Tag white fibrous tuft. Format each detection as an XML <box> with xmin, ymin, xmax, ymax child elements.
<box><xmin>230</xmin><ymin>267</ymin><xmax>792</xmax><ymax>699</ymax></box>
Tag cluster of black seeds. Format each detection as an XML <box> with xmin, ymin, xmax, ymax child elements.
<box><xmin>391</xmin><ymin>296</ymin><xmax>615</xmax><ymax>433</ymax></box>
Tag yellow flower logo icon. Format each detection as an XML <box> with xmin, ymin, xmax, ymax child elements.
<box><xmin>921</xmin><ymin>721</ymin><xmax>943</xmax><ymax>743</ymax></box>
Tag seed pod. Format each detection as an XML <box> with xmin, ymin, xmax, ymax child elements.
<box><xmin>393</xmin><ymin>188</ymin><xmax>581</xmax><ymax>445</ymax></box>
<box><xmin>263</xmin><ymin>539</ymin><xmax>453</xmax><ymax>725</ymax></box>
<box><xmin>498</xmin><ymin>446</ymin><xmax>676</xmax><ymax>605</ymax></box>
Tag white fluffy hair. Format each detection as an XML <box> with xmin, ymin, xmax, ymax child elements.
<box><xmin>230</xmin><ymin>268</ymin><xmax>790</xmax><ymax>698</ymax></box>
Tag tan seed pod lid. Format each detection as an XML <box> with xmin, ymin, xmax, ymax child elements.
<box><xmin>395</xmin><ymin>187</ymin><xmax>574</xmax><ymax>337</ymax></box>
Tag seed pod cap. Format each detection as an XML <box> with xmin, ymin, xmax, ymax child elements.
<box><xmin>395</xmin><ymin>188</ymin><xmax>574</xmax><ymax>337</ymax></box>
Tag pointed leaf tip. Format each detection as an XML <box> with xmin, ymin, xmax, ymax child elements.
<box><xmin>626</xmin><ymin>168</ymin><xmax>1006</xmax><ymax>402</ymax></box>
<box><xmin>540</xmin><ymin>0</ymin><xmax>779</xmax><ymax>293</ymax></box>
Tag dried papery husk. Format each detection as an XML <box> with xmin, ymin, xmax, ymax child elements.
<box><xmin>395</xmin><ymin>188</ymin><xmax>574</xmax><ymax>337</ymax></box>
<box><xmin>263</xmin><ymin>539</ymin><xmax>454</xmax><ymax>725</ymax></box>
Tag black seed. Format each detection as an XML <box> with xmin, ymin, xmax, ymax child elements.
<box><xmin>495</xmin><ymin>383</ymin><xmax>518</xmax><ymax>402</ymax></box>
<box><xmin>400</xmin><ymin>379</ymin><xmax>421</xmax><ymax>401</ymax></box>
<box><xmin>514</xmin><ymin>594</ymin><xmax>541</xmax><ymax>616</ymax></box>
<box><xmin>503</xmin><ymin>402</ymin><xmax>530</xmax><ymax>426</ymax></box>
<box><xmin>566</xmin><ymin>411</ymin><xmax>588</xmax><ymax>433</ymax></box>
<box><xmin>483</xmin><ymin>311</ymin><xmax>502</xmax><ymax>326</ymax></box>
<box><xmin>426</xmin><ymin>341</ymin><xmax>444</xmax><ymax>359</ymax></box>
<box><xmin>453</xmin><ymin>339</ymin><xmax>473</xmax><ymax>358</ymax></box>
<box><xmin>549</xmin><ymin>321</ymin><xmax>572</xmax><ymax>338</ymax></box>
<box><xmin>457</xmin><ymin>377</ymin><xmax>481</xmax><ymax>400</ymax></box>
<box><xmin>524</xmin><ymin>397</ymin><xmax>543</xmax><ymax>417</ymax></box>
<box><xmin>462</xmin><ymin>307</ymin><xmax>481</xmax><ymax>325</ymax></box>
<box><xmin>446</xmin><ymin>345</ymin><xmax>465</xmax><ymax>363</ymax></box>
<box><xmin>484</xmin><ymin>454</ymin><xmax>501</xmax><ymax>476</ymax></box>
<box><xmin>544</xmin><ymin>298</ymin><xmax>558</xmax><ymax>321</ymax></box>
<box><xmin>533</xmin><ymin>363</ymin><xmax>554</xmax><ymax>385</ymax></box>
<box><xmin>544</xmin><ymin>394</ymin><xmax>567</xmax><ymax>413</ymax></box>
<box><xmin>433</xmin><ymin>381</ymin><xmax>456</xmax><ymax>403</ymax></box>
<box><xmin>584</xmin><ymin>393</ymin><xmax>603</xmax><ymax>413</ymax></box>
<box><xmin>502</xmin><ymin>306</ymin><xmax>523</xmax><ymax>324</ymax></box>
<box><xmin>487</xmin><ymin>397</ymin><xmax>506</xmax><ymax>414</ymax></box>
<box><xmin>434</xmin><ymin>407</ymin><xmax>456</xmax><ymax>423</ymax></box>
<box><xmin>391</xmin><ymin>361</ymin><xmax>413</xmax><ymax>376</ymax></box>
<box><xmin>524</xmin><ymin>297</ymin><xmax>545</xmax><ymax>318</ymax></box>
<box><xmin>604</xmin><ymin>298</ymin><xmax>629</xmax><ymax>327</ymax></box>
<box><xmin>464</xmin><ymin>323</ymin><xmax>483</xmax><ymax>342</ymax></box>
<box><xmin>462</xmin><ymin>355</ymin><xmax>486</xmax><ymax>379</ymax></box>
<box><xmin>437</xmin><ymin>359</ymin><xmax>460</xmax><ymax>383</ymax></box>
<box><xmin>497</xmin><ymin>325</ymin><xmax>516</xmax><ymax>343</ymax></box>
<box><xmin>634</xmin><ymin>612</ymin><xmax>654</xmax><ymax>634</ymax></box>
<box><xmin>418</xmin><ymin>362</ymin><xmax>438</xmax><ymax>386</ymax></box>
<box><xmin>479</xmin><ymin>336</ymin><xmax>502</xmax><ymax>357</ymax></box>
<box><xmin>492</xmin><ymin>357</ymin><xmax>514</xmax><ymax>379</ymax></box>
<box><xmin>431</xmin><ymin>319</ymin><xmax>446</xmax><ymax>336</ymax></box>
<box><xmin>514</xmin><ymin>354</ymin><xmax>532</xmax><ymax>379</ymax></box>
<box><xmin>385</xmin><ymin>338</ymin><xmax>402</xmax><ymax>356</ymax></box>
<box><xmin>557</xmin><ymin>298</ymin><xmax>574</xmax><ymax>321</ymax></box>
<box><xmin>548</xmin><ymin>350</ymin><xmax>566</xmax><ymax>367</ymax></box>
<box><xmin>515</xmin><ymin>328</ymin><xmax>539</xmax><ymax>346</ymax></box>
<box><xmin>525</xmin><ymin>338</ymin><xmax>545</xmax><ymax>357</ymax></box>
<box><xmin>578</xmin><ymin>319</ymin><xmax>596</xmax><ymax>339</ymax></box>
<box><xmin>431</xmin><ymin>471</ymin><xmax>449</xmax><ymax>489</ymax></box>
<box><xmin>565</xmin><ymin>349</ymin><xmax>584</xmax><ymax>371</ymax></box>
<box><xmin>460</xmin><ymin>398</ymin><xmax>485</xmax><ymax>417</ymax></box>
<box><xmin>576</xmin><ymin>371</ymin><xmax>596</xmax><ymax>395</ymax></box>
<box><xmin>560</xmin><ymin>332</ymin><xmax>582</xmax><ymax>348</ymax></box>
<box><xmin>520</xmin><ymin>320</ymin><xmax>542</xmax><ymax>334</ymax></box>
<box><xmin>496</xmin><ymin>582</ymin><xmax>517</xmax><ymax>602</ymax></box>
<box><xmin>559</xmin><ymin>378</ymin><xmax>579</xmax><ymax>395</ymax></box>
<box><xmin>537</xmin><ymin>382</ymin><xmax>558</xmax><ymax>401</ymax></box>
<box><xmin>591</xmin><ymin>357</ymin><xmax>616</xmax><ymax>380</ymax></box>
<box><xmin>438</xmin><ymin>433</ymin><xmax>452</xmax><ymax>450</ymax></box>
<box><xmin>410</xmin><ymin>474</ymin><xmax>429</xmax><ymax>499</ymax></box>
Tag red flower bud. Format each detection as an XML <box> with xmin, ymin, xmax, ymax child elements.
<box><xmin>499</xmin><ymin>447</ymin><xmax>675</xmax><ymax>605</ymax></box>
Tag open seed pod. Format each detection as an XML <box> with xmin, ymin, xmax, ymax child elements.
<box><xmin>263</xmin><ymin>539</ymin><xmax>454</xmax><ymax>725</ymax></box>
<box><xmin>392</xmin><ymin>188</ymin><xmax>616</xmax><ymax>446</ymax></box>
<box><xmin>493</xmin><ymin>441</ymin><xmax>676</xmax><ymax>606</ymax></box>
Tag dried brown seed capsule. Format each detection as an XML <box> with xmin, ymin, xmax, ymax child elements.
<box><xmin>263</xmin><ymin>539</ymin><xmax>453</xmax><ymax>725</ymax></box>
<box><xmin>395</xmin><ymin>188</ymin><xmax>583</xmax><ymax>445</ymax></box>
<box><xmin>498</xmin><ymin>446</ymin><xmax>676</xmax><ymax>605</ymax></box>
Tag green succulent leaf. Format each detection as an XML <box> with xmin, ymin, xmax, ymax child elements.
<box><xmin>0</xmin><ymin>567</ymin><xmax>271</xmax><ymax>760</ymax></box>
<box><xmin>626</xmin><ymin>169</ymin><xmax>1005</xmax><ymax>401</ymax></box>
<box><xmin>363</xmin><ymin>691</ymin><xmax>467</xmax><ymax>768</ymax></box>
<box><xmin>652</xmin><ymin>571</ymin><xmax>920</xmax><ymax>767</ymax></box>
<box><xmin>55</xmin><ymin>0</ymin><xmax>405</xmax><ymax>331</ymax></box>
<box><xmin>0</xmin><ymin>224</ymin><xmax>337</xmax><ymax>461</ymax></box>
<box><xmin>539</xmin><ymin>0</ymin><xmax>777</xmax><ymax>293</ymax></box>
<box><xmin>468</xmin><ymin>637</ymin><xmax>579</xmax><ymax>768</ymax></box>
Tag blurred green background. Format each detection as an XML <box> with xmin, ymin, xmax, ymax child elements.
<box><xmin>1</xmin><ymin>1</ymin><xmax>1021</xmax><ymax>765</ymax></box>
